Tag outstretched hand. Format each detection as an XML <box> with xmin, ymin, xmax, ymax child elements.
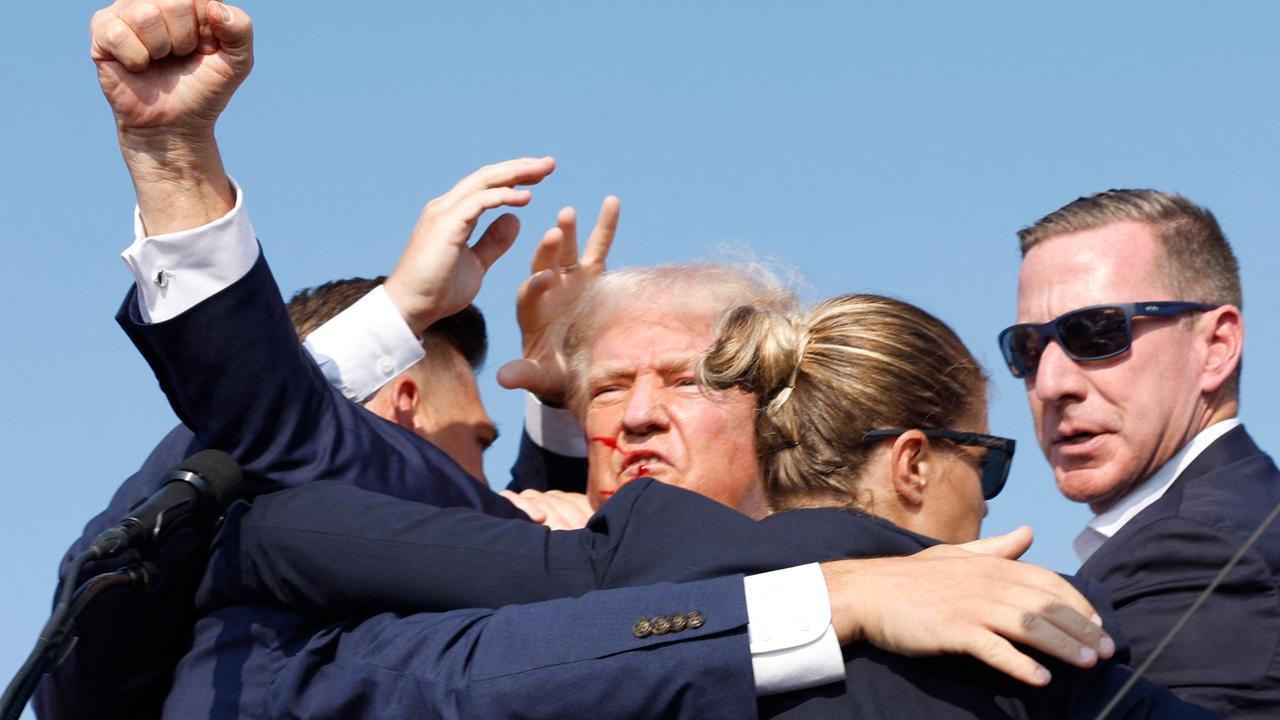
<box><xmin>383</xmin><ymin>157</ymin><xmax>558</xmax><ymax>334</ymax></box>
<box><xmin>497</xmin><ymin>196</ymin><xmax>621</xmax><ymax>406</ymax></box>
<box><xmin>822</xmin><ymin>526</ymin><xmax>1115</xmax><ymax>687</ymax></box>
<box><xmin>91</xmin><ymin>0</ymin><xmax>252</xmax><ymax>136</ymax></box>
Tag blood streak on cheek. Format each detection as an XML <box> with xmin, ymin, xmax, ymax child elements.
<box><xmin>592</xmin><ymin>437</ymin><xmax>622</xmax><ymax>497</ymax></box>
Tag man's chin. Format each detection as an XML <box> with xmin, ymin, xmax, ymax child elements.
<box><xmin>1054</xmin><ymin>468</ymin><xmax>1130</xmax><ymax>512</ymax></box>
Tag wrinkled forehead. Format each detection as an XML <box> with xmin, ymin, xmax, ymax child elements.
<box><xmin>588</xmin><ymin>306</ymin><xmax>719</xmax><ymax>364</ymax></box>
<box><xmin>1015</xmin><ymin>223</ymin><xmax>1172</xmax><ymax>323</ymax></box>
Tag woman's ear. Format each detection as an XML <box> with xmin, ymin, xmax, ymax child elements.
<box><xmin>889</xmin><ymin>430</ymin><xmax>930</xmax><ymax>507</ymax></box>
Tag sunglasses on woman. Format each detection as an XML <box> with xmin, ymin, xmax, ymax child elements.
<box><xmin>997</xmin><ymin>301</ymin><xmax>1216</xmax><ymax>379</ymax></box>
<box><xmin>861</xmin><ymin>428</ymin><xmax>1016</xmax><ymax>500</ymax></box>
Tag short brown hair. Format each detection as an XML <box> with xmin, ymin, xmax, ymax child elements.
<box><xmin>1018</xmin><ymin>189</ymin><xmax>1241</xmax><ymax>309</ymax></box>
<box><xmin>287</xmin><ymin>277</ymin><xmax>487</xmax><ymax>371</ymax></box>
<box><xmin>699</xmin><ymin>294</ymin><xmax>988</xmax><ymax>511</ymax></box>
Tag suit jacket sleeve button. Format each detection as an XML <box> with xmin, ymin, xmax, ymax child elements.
<box><xmin>651</xmin><ymin>615</ymin><xmax>672</xmax><ymax>635</ymax></box>
<box><xmin>670</xmin><ymin>613</ymin><xmax>687</xmax><ymax>633</ymax></box>
<box><xmin>633</xmin><ymin>618</ymin><xmax>653</xmax><ymax>639</ymax></box>
<box><xmin>686</xmin><ymin>611</ymin><xmax>705</xmax><ymax>629</ymax></box>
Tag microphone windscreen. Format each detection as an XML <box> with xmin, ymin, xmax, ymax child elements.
<box><xmin>176</xmin><ymin>449</ymin><xmax>243</xmax><ymax>511</ymax></box>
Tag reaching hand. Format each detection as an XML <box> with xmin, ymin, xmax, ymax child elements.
<box><xmin>497</xmin><ymin>196</ymin><xmax>621</xmax><ymax>406</ymax></box>
<box><xmin>822</xmin><ymin>526</ymin><xmax>1115</xmax><ymax>687</ymax></box>
<box><xmin>383</xmin><ymin>157</ymin><xmax>558</xmax><ymax>334</ymax></box>
<box><xmin>91</xmin><ymin>0</ymin><xmax>252</xmax><ymax>137</ymax></box>
<box><xmin>499</xmin><ymin>489</ymin><xmax>595</xmax><ymax>530</ymax></box>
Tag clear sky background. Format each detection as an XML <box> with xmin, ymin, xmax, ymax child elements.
<box><xmin>3</xmin><ymin>1</ymin><xmax>1279</xmax><ymax>710</ymax></box>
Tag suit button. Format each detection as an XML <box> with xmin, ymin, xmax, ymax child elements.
<box><xmin>686</xmin><ymin>611</ymin><xmax>705</xmax><ymax>629</ymax></box>
<box><xmin>651</xmin><ymin>615</ymin><xmax>672</xmax><ymax>635</ymax></box>
<box><xmin>633</xmin><ymin>618</ymin><xmax>653</xmax><ymax>639</ymax></box>
<box><xmin>670</xmin><ymin>613</ymin><xmax>687</xmax><ymax>633</ymax></box>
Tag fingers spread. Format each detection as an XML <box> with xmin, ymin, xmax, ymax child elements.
<box><xmin>581</xmin><ymin>195</ymin><xmax>620</xmax><ymax>269</ymax></box>
<box><xmin>448</xmin><ymin>156</ymin><xmax>556</xmax><ymax>201</ymax></box>
<box><xmin>956</xmin><ymin>630</ymin><xmax>1052</xmax><ymax>687</ymax></box>
<box><xmin>530</xmin><ymin>227</ymin><xmax>563</xmax><ymax>274</ymax></box>
<box><xmin>472</xmin><ymin>213</ymin><xmax>521</xmax><ymax>270</ymax></box>
<box><xmin>556</xmin><ymin>206</ymin><xmax>579</xmax><ymax>266</ymax></box>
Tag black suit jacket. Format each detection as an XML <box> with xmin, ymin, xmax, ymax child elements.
<box><xmin>1079</xmin><ymin>426</ymin><xmax>1280</xmax><ymax>718</ymax></box>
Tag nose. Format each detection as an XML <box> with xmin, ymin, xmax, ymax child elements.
<box><xmin>620</xmin><ymin>377</ymin><xmax>669</xmax><ymax>437</ymax></box>
<box><xmin>1029</xmin><ymin>339</ymin><xmax>1088</xmax><ymax>404</ymax></box>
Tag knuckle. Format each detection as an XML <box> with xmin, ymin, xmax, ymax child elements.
<box><xmin>130</xmin><ymin>2</ymin><xmax>164</xmax><ymax>28</ymax></box>
<box><xmin>1020</xmin><ymin>610</ymin><xmax>1042</xmax><ymax>633</ymax></box>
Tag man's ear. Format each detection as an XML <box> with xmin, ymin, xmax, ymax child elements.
<box><xmin>382</xmin><ymin>375</ymin><xmax>422</xmax><ymax>432</ymax></box>
<box><xmin>890</xmin><ymin>431</ymin><xmax>930</xmax><ymax>507</ymax></box>
<box><xmin>1199</xmin><ymin>304</ymin><xmax>1243</xmax><ymax>396</ymax></box>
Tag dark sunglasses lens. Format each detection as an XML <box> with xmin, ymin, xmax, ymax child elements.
<box><xmin>980</xmin><ymin>448</ymin><xmax>1010</xmax><ymax>500</ymax></box>
<box><xmin>1058</xmin><ymin>307</ymin><xmax>1129</xmax><ymax>360</ymax></box>
<box><xmin>1002</xmin><ymin>326</ymin><xmax>1043</xmax><ymax>378</ymax></box>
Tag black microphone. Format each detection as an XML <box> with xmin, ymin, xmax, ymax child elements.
<box><xmin>88</xmin><ymin>449</ymin><xmax>243</xmax><ymax>560</ymax></box>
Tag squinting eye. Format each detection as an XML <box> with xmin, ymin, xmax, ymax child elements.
<box><xmin>673</xmin><ymin>377</ymin><xmax>697</xmax><ymax>388</ymax></box>
<box><xmin>590</xmin><ymin>385</ymin><xmax>624</xmax><ymax>400</ymax></box>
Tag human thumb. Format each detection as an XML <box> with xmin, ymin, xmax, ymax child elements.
<box><xmin>497</xmin><ymin>359</ymin><xmax>543</xmax><ymax>392</ymax></box>
<box><xmin>207</xmin><ymin>2</ymin><xmax>254</xmax><ymax>67</ymax></box>
<box><xmin>957</xmin><ymin>524</ymin><xmax>1034</xmax><ymax>560</ymax></box>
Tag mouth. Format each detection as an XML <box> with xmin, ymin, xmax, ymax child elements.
<box><xmin>1051</xmin><ymin>427</ymin><xmax>1107</xmax><ymax>454</ymax></box>
<box><xmin>591</xmin><ymin>439</ymin><xmax>668</xmax><ymax>497</ymax></box>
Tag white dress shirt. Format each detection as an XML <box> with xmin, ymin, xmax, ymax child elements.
<box><xmin>118</xmin><ymin>187</ymin><xmax>845</xmax><ymax>695</ymax></box>
<box><xmin>1074</xmin><ymin>418</ymin><xmax>1243</xmax><ymax>564</ymax></box>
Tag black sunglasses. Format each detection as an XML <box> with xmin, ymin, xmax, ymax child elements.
<box><xmin>861</xmin><ymin>428</ymin><xmax>1016</xmax><ymax>501</ymax></box>
<box><xmin>997</xmin><ymin>301</ymin><xmax>1216</xmax><ymax>379</ymax></box>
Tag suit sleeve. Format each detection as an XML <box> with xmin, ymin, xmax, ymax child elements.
<box><xmin>1087</xmin><ymin>515</ymin><xmax>1279</xmax><ymax>714</ymax></box>
<box><xmin>177</xmin><ymin>578</ymin><xmax>758</xmax><ymax>720</ymax></box>
<box><xmin>116</xmin><ymin>251</ymin><xmax>522</xmax><ymax>518</ymax></box>
<box><xmin>198</xmin><ymin>478</ymin><xmax>838</xmax><ymax>619</ymax></box>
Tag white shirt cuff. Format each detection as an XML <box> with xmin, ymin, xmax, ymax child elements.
<box><xmin>523</xmin><ymin>392</ymin><xmax>588</xmax><ymax>458</ymax></box>
<box><xmin>303</xmin><ymin>286</ymin><xmax>426</xmax><ymax>403</ymax></box>
<box><xmin>120</xmin><ymin>178</ymin><xmax>257</xmax><ymax>323</ymax></box>
<box><xmin>744</xmin><ymin>563</ymin><xmax>845</xmax><ymax>695</ymax></box>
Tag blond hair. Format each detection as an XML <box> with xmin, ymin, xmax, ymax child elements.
<box><xmin>562</xmin><ymin>263</ymin><xmax>796</xmax><ymax>415</ymax></box>
<box><xmin>699</xmin><ymin>294</ymin><xmax>988</xmax><ymax>511</ymax></box>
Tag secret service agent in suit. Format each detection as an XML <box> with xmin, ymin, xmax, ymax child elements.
<box><xmin>1001</xmin><ymin>190</ymin><xmax>1280</xmax><ymax>717</ymax></box>
<box><xmin>32</xmin><ymin>276</ymin><xmax>538</xmax><ymax>719</ymax></box>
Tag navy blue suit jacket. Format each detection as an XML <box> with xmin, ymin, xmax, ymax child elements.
<box><xmin>203</xmin><ymin>478</ymin><xmax>1216</xmax><ymax>719</ymax></box>
<box><xmin>1079</xmin><ymin>426</ymin><xmax>1280</xmax><ymax>718</ymax></box>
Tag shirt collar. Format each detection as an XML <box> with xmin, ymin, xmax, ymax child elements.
<box><xmin>1073</xmin><ymin>418</ymin><xmax>1241</xmax><ymax>564</ymax></box>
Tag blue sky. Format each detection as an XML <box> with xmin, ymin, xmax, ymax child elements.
<box><xmin>4</xmin><ymin>1</ymin><xmax>1279</xmax><ymax>707</ymax></box>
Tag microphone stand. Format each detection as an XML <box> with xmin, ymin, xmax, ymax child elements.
<box><xmin>0</xmin><ymin>553</ymin><xmax>155</xmax><ymax>720</ymax></box>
